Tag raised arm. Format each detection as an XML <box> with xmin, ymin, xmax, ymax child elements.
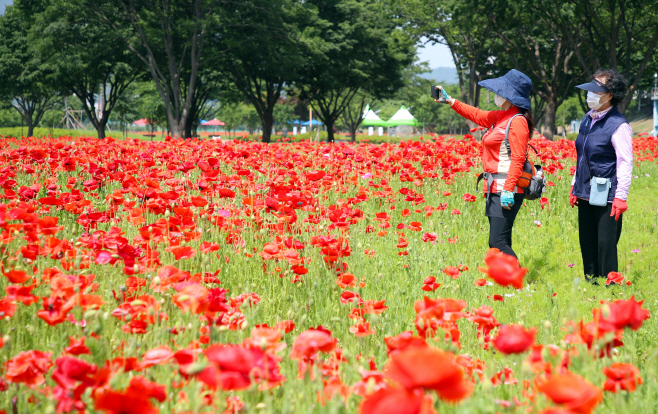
<box><xmin>450</xmin><ymin>100</ymin><xmax>502</xmax><ymax>129</ymax></box>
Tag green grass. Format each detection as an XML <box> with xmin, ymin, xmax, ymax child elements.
<box><xmin>0</xmin><ymin>127</ymin><xmax>161</xmax><ymax>140</ymax></box>
<box><xmin>0</xmin><ymin>136</ymin><xmax>657</xmax><ymax>414</ymax></box>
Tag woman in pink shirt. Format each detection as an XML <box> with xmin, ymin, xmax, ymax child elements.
<box><xmin>570</xmin><ymin>68</ymin><xmax>632</xmax><ymax>284</ymax></box>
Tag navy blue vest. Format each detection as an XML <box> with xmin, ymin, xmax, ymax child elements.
<box><xmin>573</xmin><ymin>106</ymin><xmax>627</xmax><ymax>202</ymax></box>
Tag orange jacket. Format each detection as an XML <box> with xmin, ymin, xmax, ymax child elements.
<box><xmin>451</xmin><ymin>100</ymin><xmax>529</xmax><ymax>194</ymax></box>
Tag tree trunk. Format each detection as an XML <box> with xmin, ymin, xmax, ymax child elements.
<box><xmin>350</xmin><ymin>126</ymin><xmax>357</xmax><ymax>142</ymax></box>
<box><xmin>96</xmin><ymin>119</ymin><xmax>107</xmax><ymax>139</ymax></box>
<box><xmin>261</xmin><ymin>113</ymin><xmax>273</xmax><ymax>144</ymax></box>
<box><xmin>27</xmin><ymin>124</ymin><xmax>35</xmax><ymax>138</ymax></box>
<box><xmin>184</xmin><ymin>120</ymin><xmax>193</xmax><ymax>139</ymax></box>
<box><xmin>543</xmin><ymin>98</ymin><xmax>557</xmax><ymax>141</ymax></box>
<box><xmin>326</xmin><ymin>118</ymin><xmax>336</xmax><ymax>143</ymax></box>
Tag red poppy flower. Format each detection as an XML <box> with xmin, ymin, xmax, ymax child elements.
<box><xmin>385</xmin><ymin>345</ymin><xmax>472</xmax><ymax>402</ymax></box>
<box><xmin>64</xmin><ymin>337</ymin><xmax>91</xmax><ymax>356</ymax></box>
<box><xmin>349</xmin><ymin>321</ymin><xmax>375</xmax><ymax>337</ymax></box>
<box><xmin>421</xmin><ymin>232</ymin><xmax>437</xmax><ymax>242</ymax></box>
<box><xmin>3</xmin><ymin>269</ymin><xmax>31</xmax><ymax>284</ymax></box>
<box><xmin>602</xmin><ymin>363</ymin><xmax>642</xmax><ymax>393</ymax></box>
<box><xmin>421</xmin><ymin>276</ymin><xmax>440</xmax><ymax>291</ymax></box>
<box><xmin>172</xmin><ymin>283</ymin><xmax>209</xmax><ymax>314</ymax></box>
<box><xmin>442</xmin><ymin>266</ymin><xmax>460</xmax><ymax>279</ymax></box>
<box><xmin>359</xmin><ymin>386</ymin><xmax>430</xmax><ymax>414</ymax></box>
<box><xmin>5</xmin><ymin>350</ymin><xmax>53</xmax><ymax>387</ymax></box>
<box><xmin>94</xmin><ymin>390</ymin><xmax>157</xmax><ymax>414</ymax></box>
<box><xmin>597</xmin><ymin>295</ymin><xmax>650</xmax><ymax>331</ymax></box>
<box><xmin>480</xmin><ymin>253</ymin><xmax>527</xmax><ymax>289</ymax></box>
<box><xmin>492</xmin><ymin>324</ymin><xmax>536</xmax><ymax>354</ymax></box>
<box><xmin>606</xmin><ymin>272</ymin><xmax>624</xmax><ymax>285</ymax></box>
<box><xmin>462</xmin><ymin>193</ymin><xmax>476</xmax><ymax>202</ymax></box>
<box><xmin>384</xmin><ymin>331</ymin><xmax>428</xmax><ymax>355</ymax></box>
<box><xmin>337</xmin><ymin>273</ymin><xmax>356</xmax><ymax>289</ymax></box>
<box><xmin>537</xmin><ymin>372</ymin><xmax>603</xmax><ymax>414</ymax></box>
<box><xmin>140</xmin><ymin>346</ymin><xmax>174</xmax><ymax>369</ymax></box>
<box><xmin>474</xmin><ymin>278</ymin><xmax>487</xmax><ymax>286</ymax></box>
<box><xmin>166</xmin><ymin>245</ymin><xmax>197</xmax><ymax>260</ymax></box>
<box><xmin>290</xmin><ymin>329</ymin><xmax>336</xmax><ymax>360</ymax></box>
<box><xmin>341</xmin><ymin>290</ymin><xmax>361</xmax><ymax>304</ymax></box>
<box><xmin>274</xmin><ymin>320</ymin><xmax>296</xmax><ymax>333</ymax></box>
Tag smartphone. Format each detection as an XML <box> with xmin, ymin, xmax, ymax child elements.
<box><xmin>430</xmin><ymin>85</ymin><xmax>441</xmax><ymax>100</ymax></box>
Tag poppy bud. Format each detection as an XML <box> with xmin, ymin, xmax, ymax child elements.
<box><xmin>601</xmin><ymin>304</ymin><xmax>611</xmax><ymax>320</ymax></box>
<box><xmin>133</xmin><ymin>264</ymin><xmax>139</xmax><ymax>273</ymax></box>
<box><xmin>153</xmin><ymin>276</ymin><xmax>161</xmax><ymax>285</ymax></box>
<box><xmin>84</xmin><ymin>310</ymin><xmax>99</xmax><ymax>320</ymax></box>
<box><xmin>2</xmin><ymin>335</ymin><xmax>9</xmax><ymax>347</ymax></box>
<box><xmin>184</xmin><ymin>360</ymin><xmax>208</xmax><ymax>375</ymax></box>
<box><xmin>91</xmin><ymin>321</ymin><xmax>102</xmax><ymax>335</ymax></box>
<box><xmin>543</xmin><ymin>320</ymin><xmax>551</xmax><ymax>329</ymax></box>
<box><xmin>102</xmin><ymin>312</ymin><xmax>110</xmax><ymax>320</ymax></box>
<box><xmin>111</xmin><ymin>254</ymin><xmax>120</xmax><ymax>259</ymax></box>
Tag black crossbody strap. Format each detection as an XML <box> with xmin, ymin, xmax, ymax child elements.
<box><xmin>503</xmin><ymin>113</ymin><xmax>525</xmax><ymax>160</ymax></box>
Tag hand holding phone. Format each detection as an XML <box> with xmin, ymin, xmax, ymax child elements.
<box><xmin>431</xmin><ymin>85</ymin><xmax>451</xmax><ymax>104</ymax></box>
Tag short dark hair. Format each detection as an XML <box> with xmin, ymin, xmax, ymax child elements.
<box><xmin>592</xmin><ymin>68</ymin><xmax>628</xmax><ymax>106</ymax></box>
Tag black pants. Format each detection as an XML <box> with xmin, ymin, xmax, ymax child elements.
<box><xmin>578</xmin><ymin>201</ymin><xmax>623</xmax><ymax>279</ymax></box>
<box><xmin>487</xmin><ymin>194</ymin><xmax>524</xmax><ymax>259</ymax></box>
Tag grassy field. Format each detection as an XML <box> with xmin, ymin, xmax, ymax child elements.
<box><xmin>0</xmin><ymin>134</ymin><xmax>656</xmax><ymax>414</ymax></box>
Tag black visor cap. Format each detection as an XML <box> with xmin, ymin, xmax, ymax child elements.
<box><xmin>576</xmin><ymin>79</ymin><xmax>608</xmax><ymax>93</ymax></box>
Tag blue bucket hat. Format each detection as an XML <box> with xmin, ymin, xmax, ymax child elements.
<box><xmin>478</xmin><ymin>69</ymin><xmax>533</xmax><ymax>110</ymax></box>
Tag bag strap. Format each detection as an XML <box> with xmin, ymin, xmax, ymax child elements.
<box><xmin>503</xmin><ymin>113</ymin><xmax>526</xmax><ymax>160</ymax></box>
<box><xmin>581</xmin><ymin>117</ymin><xmax>594</xmax><ymax>181</ymax></box>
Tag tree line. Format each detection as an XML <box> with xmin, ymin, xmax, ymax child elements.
<box><xmin>1</xmin><ymin>0</ymin><xmax>657</xmax><ymax>142</ymax></box>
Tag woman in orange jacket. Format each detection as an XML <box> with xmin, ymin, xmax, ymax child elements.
<box><xmin>435</xmin><ymin>69</ymin><xmax>534</xmax><ymax>260</ymax></box>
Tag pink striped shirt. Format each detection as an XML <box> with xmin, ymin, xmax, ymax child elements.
<box><xmin>571</xmin><ymin>107</ymin><xmax>633</xmax><ymax>201</ymax></box>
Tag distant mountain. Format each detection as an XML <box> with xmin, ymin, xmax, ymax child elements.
<box><xmin>419</xmin><ymin>67</ymin><xmax>459</xmax><ymax>85</ymax></box>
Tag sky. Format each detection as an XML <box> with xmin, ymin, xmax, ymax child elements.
<box><xmin>0</xmin><ymin>0</ymin><xmax>10</xmax><ymax>14</ymax></box>
<box><xmin>416</xmin><ymin>37</ymin><xmax>455</xmax><ymax>70</ymax></box>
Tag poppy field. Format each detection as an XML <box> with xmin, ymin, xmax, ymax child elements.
<box><xmin>1</xmin><ymin>134</ymin><xmax>658</xmax><ymax>414</ymax></box>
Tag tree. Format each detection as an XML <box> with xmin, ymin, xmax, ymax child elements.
<box><xmin>32</xmin><ymin>0</ymin><xmax>143</xmax><ymax>139</ymax></box>
<box><xmin>297</xmin><ymin>0</ymin><xmax>415</xmax><ymax>143</ymax></box>
<box><xmin>216</xmin><ymin>0</ymin><xmax>306</xmax><ymax>143</ymax></box>
<box><xmin>486</xmin><ymin>0</ymin><xmax>578</xmax><ymax>139</ymax></box>
<box><xmin>86</xmin><ymin>0</ymin><xmax>234</xmax><ymax>138</ymax></box>
<box><xmin>545</xmin><ymin>0</ymin><xmax>658</xmax><ymax>113</ymax></box>
<box><xmin>0</xmin><ymin>3</ymin><xmax>57</xmax><ymax>137</ymax></box>
<box><xmin>273</xmin><ymin>97</ymin><xmax>299</xmax><ymax>135</ymax></box>
<box><xmin>340</xmin><ymin>92</ymin><xmax>369</xmax><ymax>142</ymax></box>
<box><xmin>391</xmin><ymin>0</ymin><xmax>498</xmax><ymax>114</ymax></box>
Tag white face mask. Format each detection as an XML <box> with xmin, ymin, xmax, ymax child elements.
<box><xmin>494</xmin><ymin>94</ymin><xmax>507</xmax><ymax>108</ymax></box>
<box><xmin>586</xmin><ymin>91</ymin><xmax>611</xmax><ymax>111</ymax></box>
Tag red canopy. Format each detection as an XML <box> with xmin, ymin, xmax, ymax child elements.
<box><xmin>132</xmin><ymin>118</ymin><xmax>152</xmax><ymax>126</ymax></box>
<box><xmin>202</xmin><ymin>118</ymin><xmax>225</xmax><ymax>126</ymax></box>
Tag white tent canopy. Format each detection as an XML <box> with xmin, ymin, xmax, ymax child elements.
<box><xmin>386</xmin><ymin>106</ymin><xmax>421</xmax><ymax>127</ymax></box>
<box><xmin>361</xmin><ymin>105</ymin><xmax>387</xmax><ymax>127</ymax></box>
